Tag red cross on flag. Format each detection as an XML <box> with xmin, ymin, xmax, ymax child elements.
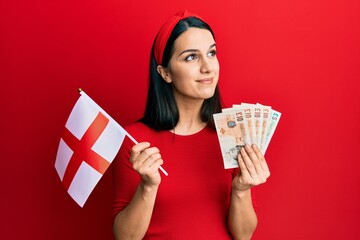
<box><xmin>55</xmin><ymin>90</ymin><xmax>127</xmax><ymax>207</ymax></box>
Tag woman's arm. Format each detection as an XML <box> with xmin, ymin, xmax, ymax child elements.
<box><xmin>228</xmin><ymin>144</ymin><xmax>270</xmax><ymax>240</ymax></box>
<box><xmin>113</xmin><ymin>142</ymin><xmax>163</xmax><ymax>240</ymax></box>
<box><xmin>113</xmin><ymin>182</ymin><xmax>158</xmax><ymax>240</ymax></box>
<box><xmin>228</xmin><ymin>189</ymin><xmax>257</xmax><ymax>240</ymax></box>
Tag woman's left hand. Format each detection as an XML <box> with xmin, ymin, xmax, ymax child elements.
<box><xmin>232</xmin><ymin>144</ymin><xmax>270</xmax><ymax>193</ymax></box>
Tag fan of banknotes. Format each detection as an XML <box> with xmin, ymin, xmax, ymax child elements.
<box><xmin>213</xmin><ymin>103</ymin><xmax>281</xmax><ymax>169</ymax></box>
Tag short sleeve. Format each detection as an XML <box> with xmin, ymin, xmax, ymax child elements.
<box><xmin>112</xmin><ymin>136</ymin><xmax>141</xmax><ymax>220</ymax></box>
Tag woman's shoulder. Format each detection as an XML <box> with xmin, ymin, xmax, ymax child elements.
<box><xmin>125</xmin><ymin>121</ymin><xmax>152</xmax><ymax>133</ymax></box>
<box><xmin>125</xmin><ymin>121</ymin><xmax>148</xmax><ymax>131</ymax></box>
<box><xmin>124</xmin><ymin>121</ymin><xmax>158</xmax><ymax>140</ymax></box>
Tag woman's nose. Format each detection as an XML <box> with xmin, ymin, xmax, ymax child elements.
<box><xmin>200</xmin><ymin>58</ymin><xmax>214</xmax><ymax>73</ymax></box>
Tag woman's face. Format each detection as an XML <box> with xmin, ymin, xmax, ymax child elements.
<box><xmin>164</xmin><ymin>27</ymin><xmax>219</xmax><ymax>103</ymax></box>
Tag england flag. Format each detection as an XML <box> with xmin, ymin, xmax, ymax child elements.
<box><xmin>55</xmin><ymin>90</ymin><xmax>126</xmax><ymax>207</ymax></box>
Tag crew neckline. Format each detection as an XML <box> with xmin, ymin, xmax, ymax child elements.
<box><xmin>166</xmin><ymin>124</ymin><xmax>210</xmax><ymax>138</ymax></box>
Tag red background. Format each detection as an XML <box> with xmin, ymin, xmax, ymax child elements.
<box><xmin>1</xmin><ymin>0</ymin><xmax>360</xmax><ymax>239</ymax></box>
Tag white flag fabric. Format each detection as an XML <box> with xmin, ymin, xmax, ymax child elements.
<box><xmin>55</xmin><ymin>91</ymin><xmax>126</xmax><ymax>207</ymax></box>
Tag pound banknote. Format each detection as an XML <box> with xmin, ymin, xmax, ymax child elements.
<box><xmin>213</xmin><ymin>103</ymin><xmax>281</xmax><ymax>169</ymax></box>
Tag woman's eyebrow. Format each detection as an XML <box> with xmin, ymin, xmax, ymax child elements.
<box><xmin>178</xmin><ymin>43</ymin><xmax>216</xmax><ymax>57</ymax></box>
<box><xmin>178</xmin><ymin>49</ymin><xmax>198</xmax><ymax>57</ymax></box>
<box><xmin>209</xmin><ymin>43</ymin><xmax>216</xmax><ymax>49</ymax></box>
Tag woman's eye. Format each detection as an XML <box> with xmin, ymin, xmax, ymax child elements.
<box><xmin>208</xmin><ymin>50</ymin><xmax>216</xmax><ymax>57</ymax></box>
<box><xmin>185</xmin><ymin>54</ymin><xmax>198</xmax><ymax>61</ymax></box>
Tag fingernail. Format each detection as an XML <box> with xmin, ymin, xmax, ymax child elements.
<box><xmin>240</xmin><ymin>146</ymin><xmax>245</xmax><ymax>153</ymax></box>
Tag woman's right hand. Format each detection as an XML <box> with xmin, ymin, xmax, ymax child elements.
<box><xmin>130</xmin><ymin>142</ymin><xmax>163</xmax><ymax>187</ymax></box>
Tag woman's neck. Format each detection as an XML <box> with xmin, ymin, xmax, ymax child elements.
<box><xmin>172</xmin><ymin>118</ymin><xmax>207</xmax><ymax>135</ymax></box>
<box><xmin>172</xmin><ymin>99</ymin><xmax>207</xmax><ymax>135</ymax></box>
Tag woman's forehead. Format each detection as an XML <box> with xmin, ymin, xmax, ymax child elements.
<box><xmin>173</xmin><ymin>28</ymin><xmax>216</xmax><ymax>52</ymax></box>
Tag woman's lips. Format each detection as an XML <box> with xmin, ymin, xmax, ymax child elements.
<box><xmin>196</xmin><ymin>77</ymin><xmax>213</xmax><ymax>84</ymax></box>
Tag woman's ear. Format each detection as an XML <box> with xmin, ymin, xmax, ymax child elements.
<box><xmin>157</xmin><ymin>65</ymin><xmax>172</xmax><ymax>83</ymax></box>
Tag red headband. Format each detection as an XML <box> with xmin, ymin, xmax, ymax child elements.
<box><xmin>154</xmin><ymin>10</ymin><xmax>204</xmax><ymax>65</ymax></box>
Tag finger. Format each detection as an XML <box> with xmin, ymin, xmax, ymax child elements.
<box><xmin>245</xmin><ymin>144</ymin><xmax>263</xmax><ymax>174</ymax></box>
<box><xmin>148</xmin><ymin>158</ymin><xmax>164</xmax><ymax>172</ymax></box>
<box><xmin>239</xmin><ymin>150</ymin><xmax>267</xmax><ymax>186</ymax></box>
<box><xmin>138</xmin><ymin>155</ymin><xmax>163</xmax><ymax>176</ymax></box>
<box><xmin>237</xmin><ymin>153</ymin><xmax>252</xmax><ymax>180</ymax></box>
<box><xmin>240</xmin><ymin>145</ymin><xmax>258</xmax><ymax>179</ymax></box>
<box><xmin>139</xmin><ymin>147</ymin><xmax>160</xmax><ymax>163</ymax></box>
<box><xmin>251</xmin><ymin>144</ymin><xmax>270</xmax><ymax>174</ymax></box>
<box><xmin>141</xmin><ymin>153</ymin><xmax>162</xmax><ymax>169</ymax></box>
<box><xmin>130</xmin><ymin>142</ymin><xmax>151</xmax><ymax>163</ymax></box>
<box><xmin>133</xmin><ymin>146</ymin><xmax>160</xmax><ymax>165</ymax></box>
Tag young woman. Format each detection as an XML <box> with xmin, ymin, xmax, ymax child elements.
<box><xmin>112</xmin><ymin>10</ymin><xmax>270</xmax><ymax>240</ymax></box>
